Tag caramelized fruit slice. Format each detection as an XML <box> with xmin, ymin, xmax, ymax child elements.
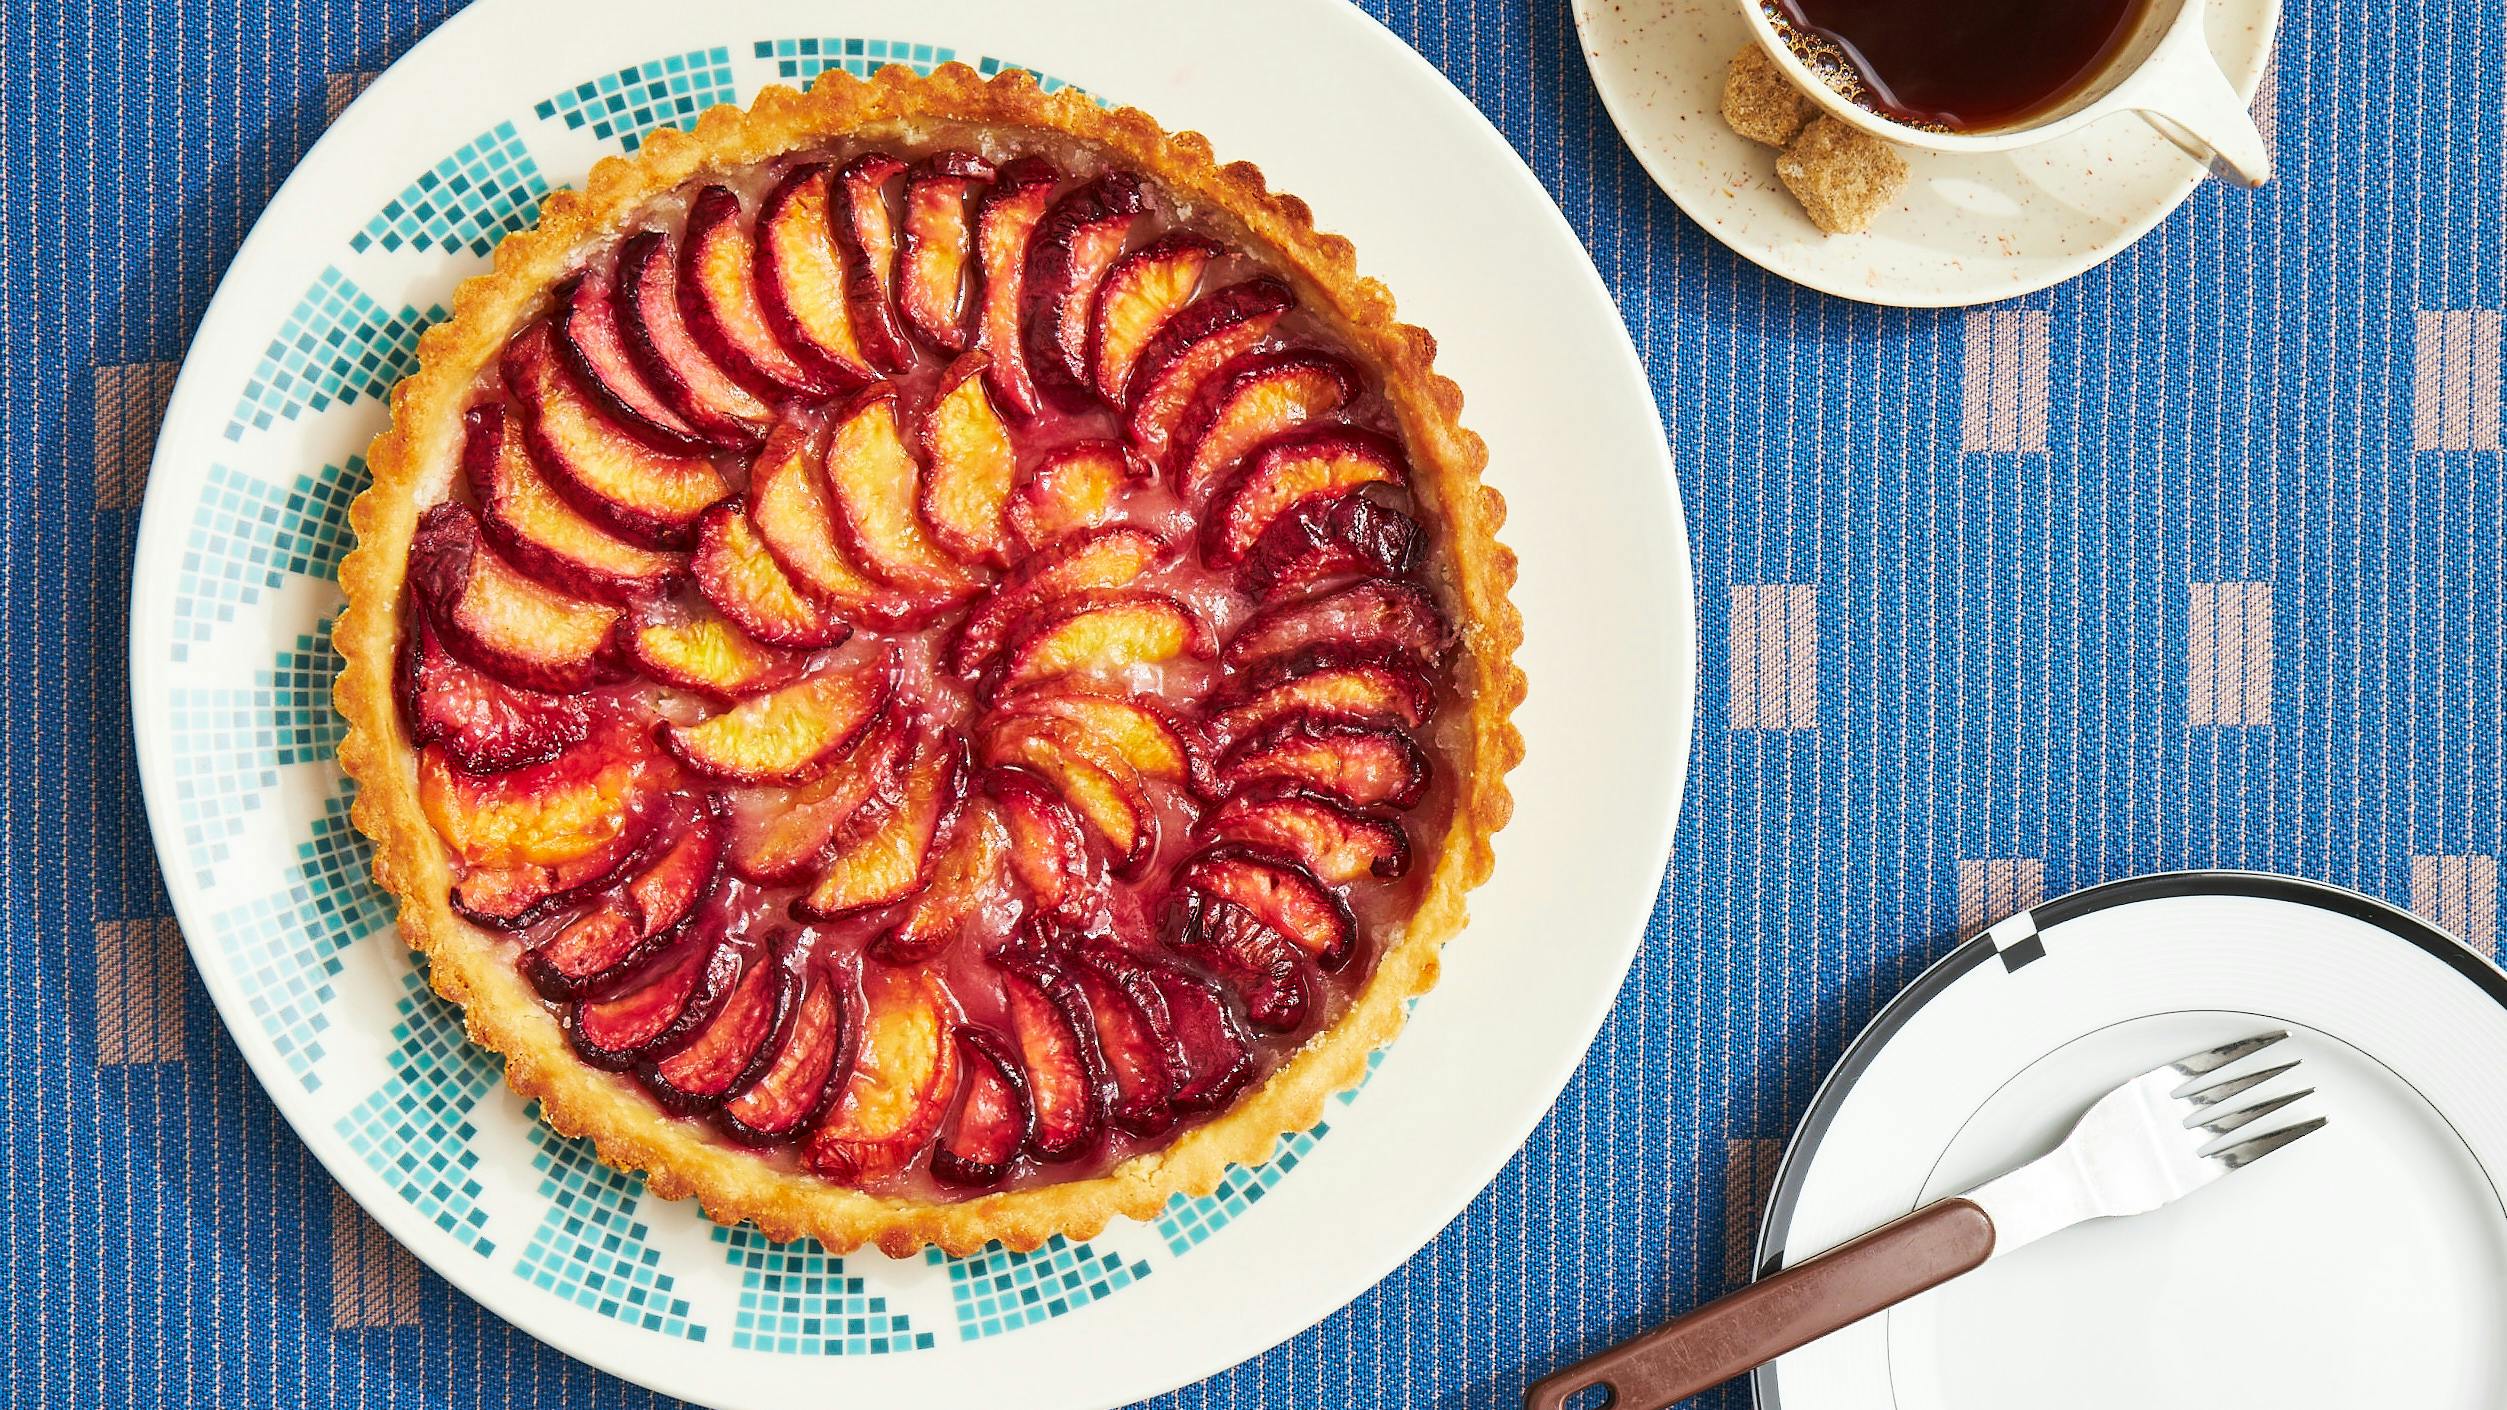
<box><xmin>410</xmin><ymin>503</ymin><xmax>621</xmax><ymax>696</ymax></box>
<box><xmin>570</xmin><ymin>922</ymin><xmax>739</xmax><ymax>1070</ymax></box>
<box><xmin>744</xmin><ymin>420</ymin><xmax>923</xmax><ymax>627</ymax></box>
<box><xmin>724</xmin><ymin>709</ymin><xmax>909</xmax><ymax>883</ymax></box>
<box><xmin>995</xmin><ymin>685</ymin><xmax>1198</xmax><ymax>787</ymax></box>
<box><xmin>1224</xmin><ymin>577</ymin><xmax>1452</xmax><ymax>675</ymax></box>
<box><xmin>625</xmin><ymin>602</ymin><xmax>800</xmax><ymax>701</ymax></box>
<box><xmin>648</xmin><ymin>943</ymin><xmax>789</xmax><ymax>1112</ymax></box>
<box><xmin>450</xmin><ymin>810</ymin><xmax>650</xmax><ymax>930</ymax></box>
<box><xmin>1203</xmin><ymin>427</ymin><xmax>1407</xmax><ymax>567</ymax></box>
<box><xmin>1145</xmin><ymin>956</ymin><xmax>1257</xmax><ymax>1110</ymax></box>
<box><xmin>505</xmin><ymin>320</ymin><xmax>732</xmax><ymax>549</ymax></box>
<box><xmin>615</xmin><ymin>229</ymin><xmax>774</xmax><ymax>443</ymax></box>
<box><xmin>1213</xmin><ymin>646</ymin><xmax>1435</xmax><ymax>741</ymax></box>
<box><xmin>805</xmin><ymin>963</ymin><xmax>960</xmax><ymax>1184</ymax></box>
<box><xmin>1201</xmin><ymin>783</ymin><xmax>1410</xmax><ymax>883</ymax></box>
<box><xmin>756</xmin><ymin>163</ymin><xmax>878</xmax><ymax>387</ymax></box>
<box><xmin>1177</xmin><ymin>350</ymin><xmax>1362</xmax><ymax>502</ymax></box>
<box><xmin>722</xmin><ymin>952</ymin><xmax>847</xmax><ymax>1144</ymax></box>
<box><xmin>1126</xmin><ymin>278</ymin><xmax>1295</xmax><ymax>473</ymax></box>
<box><xmin>1178</xmin><ymin>843</ymin><xmax>1355</xmax><ymax>967</ymax></box>
<box><xmin>869</xmin><ymin>799</ymin><xmax>1014</xmax><ymax>963</ymax></box>
<box><xmin>989</xmin><ymin>590</ymin><xmax>1214</xmax><ymax>696</ymax></box>
<box><xmin>975</xmin><ymin>157</ymin><xmax>1060</xmax><ymax>418</ymax></box>
<box><xmin>915</xmin><ymin>354</ymin><xmax>1019</xmax><ymax>567</ymax></box>
<box><xmin>823</xmin><ymin>389</ymin><xmax>984</xmax><ymax>600</ymax></box>
<box><xmin>1166</xmin><ymin>892</ymin><xmax>1310</xmax><ymax>1032</ymax></box>
<box><xmin>984</xmin><ymin>765</ymin><xmax>1104</xmax><ymax>923</ymax></box>
<box><xmin>1240</xmin><ymin>492</ymin><xmax>1422</xmax><ymax>600</ymax></box>
<box><xmin>932</xmin><ymin>1026</ymin><xmax>1033</xmax><ymax>1188</ymax></box>
<box><xmin>898</xmin><ymin>151</ymin><xmax>994</xmax><ymax>353</ymax></box>
<box><xmin>1219</xmin><ymin>711</ymin><xmax>1430</xmax><ymax>809</ymax></box>
<box><xmin>797</xmin><ymin>729</ymin><xmax>964</xmax><ymax>918</ymax></box>
<box><xmin>1008</xmin><ymin>440</ymin><xmax>1131</xmax><ymax>551</ymax></box>
<box><xmin>831</xmin><ymin>153</ymin><xmax>915</xmax><ymax>373</ymax></box>
<box><xmin>1091</xmin><ymin>232</ymin><xmax>1220</xmax><ymax>405</ymax></box>
<box><xmin>662</xmin><ymin>651</ymin><xmax>896</xmax><ymax>785</ymax></box>
<box><xmin>469</xmin><ymin>403</ymin><xmax>682</xmax><ymax>604</ymax></box>
<box><xmin>978</xmin><ymin>715</ymin><xmax>1155</xmax><ymax>877</ymax></box>
<box><xmin>679</xmin><ymin>184</ymin><xmax>826</xmax><ymax>398</ymax></box>
<box><xmin>949</xmin><ymin>525</ymin><xmax>1166</xmax><ymax>677</ymax></box>
<box><xmin>1022</xmin><ymin>173</ymin><xmax>1146</xmax><ymax>408</ymax></box>
<box><xmin>522</xmin><ymin>797</ymin><xmax>725</xmax><ymax>995</ymax></box>
<box><xmin>418</xmin><ymin>722</ymin><xmax>662</xmax><ymax>868</ymax></box>
<box><xmin>995</xmin><ymin>944</ymin><xmax>1107</xmax><ymax>1162</ymax></box>
<box><xmin>1069</xmin><ymin>940</ymin><xmax>1190</xmax><ymax>1137</ymax></box>
<box><xmin>399</xmin><ymin>617</ymin><xmax>590</xmax><ymax>774</ymax></box>
<box><xmin>555</xmin><ymin>267</ymin><xmax>710</xmax><ymax>454</ymax></box>
<box><xmin>690</xmin><ymin>498</ymin><xmax>855</xmax><ymax>651</ymax></box>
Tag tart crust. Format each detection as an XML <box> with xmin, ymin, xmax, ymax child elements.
<box><xmin>334</xmin><ymin>63</ymin><xmax>1524</xmax><ymax>1256</ymax></box>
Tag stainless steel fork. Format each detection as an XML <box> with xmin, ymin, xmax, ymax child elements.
<box><xmin>1525</xmin><ymin>1032</ymin><xmax>2328</xmax><ymax>1410</ymax></box>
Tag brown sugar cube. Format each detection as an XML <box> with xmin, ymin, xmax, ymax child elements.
<box><xmin>1775</xmin><ymin>116</ymin><xmax>1909</xmax><ymax>234</ymax></box>
<box><xmin>1721</xmin><ymin>44</ymin><xmax>1818</xmax><ymax>147</ymax></box>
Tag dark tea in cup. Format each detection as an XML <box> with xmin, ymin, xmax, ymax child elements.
<box><xmin>1765</xmin><ymin>0</ymin><xmax>2152</xmax><ymax>132</ymax></box>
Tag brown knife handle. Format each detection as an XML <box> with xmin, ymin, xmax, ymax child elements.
<box><xmin>1523</xmin><ymin>1198</ymin><xmax>1996</xmax><ymax>1410</ymax></box>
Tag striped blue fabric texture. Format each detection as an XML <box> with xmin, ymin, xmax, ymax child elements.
<box><xmin>10</xmin><ymin>0</ymin><xmax>2499</xmax><ymax>1405</ymax></box>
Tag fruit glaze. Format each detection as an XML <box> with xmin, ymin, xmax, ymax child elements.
<box><xmin>392</xmin><ymin>118</ymin><xmax>1476</xmax><ymax>1207</ymax></box>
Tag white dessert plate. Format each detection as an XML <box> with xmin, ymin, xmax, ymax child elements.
<box><xmin>122</xmin><ymin>0</ymin><xmax>1696</xmax><ymax>1406</ymax></box>
<box><xmin>1570</xmin><ymin>0</ymin><xmax>2280</xmax><ymax>306</ymax></box>
<box><xmin>1756</xmin><ymin>872</ymin><xmax>2507</xmax><ymax>1409</ymax></box>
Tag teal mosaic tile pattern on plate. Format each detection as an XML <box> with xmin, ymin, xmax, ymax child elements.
<box><xmin>1154</xmin><ymin>1124</ymin><xmax>1328</xmax><ymax>1256</ymax></box>
<box><xmin>712</xmin><ymin>1228</ymin><xmax>935</xmax><ymax>1355</ymax></box>
<box><xmin>533</xmin><ymin>47</ymin><xmax>737</xmax><ymax>152</ymax></box>
<box><xmin>167</xmin><ymin>619</ymin><xmax>346</xmax><ymax>885</ymax></box>
<box><xmin>337</xmin><ymin>969</ymin><xmax>502</xmax><ymax>1257</ymax></box>
<box><xmin>209</xmin><ymin>790</ymin><xmax>389</xmax><ymax>1092</ymax></box>
<box><xmin>225</xmin><ymin>269</ymin><xmax>444</xmax><ymax>441</ymax></box>
<box><xmin>514</xmin><ymin>1119</ymin><xmax>706</xmax><ymax>1341</ymax></box>
<box><xmin>352</xmin><ymin>120</ymin><xmax>550</xmax><ymax>257</ymax></box>
<box><xmin>927</xmin><ymin>1235</ymin><xmax>1149</xmax><ymax>1341</ymax></box>
<box><xmin>973</xmin><ymin>54</ymin><xmax>1084</xmax><ymax>95</ymax></box>
<box><xmin>752</xmin><ymin>37</ymin><xmax>956</xmax><ymax>82</ymax></box>
<box><xmin>172</xmin><ymin>460</ymin><xmax>363</xmax><ymax>662</ymax></box>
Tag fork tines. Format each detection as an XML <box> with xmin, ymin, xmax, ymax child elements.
<box><xmin>2158</xmin><ymin>1030</ymin><xmax>2327</xmax><ymax>1173</ymax></box>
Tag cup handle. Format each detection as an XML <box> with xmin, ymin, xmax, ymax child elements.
<box><xmin>2123</xmin><ymin>11</ymin><xmax>2270</xmax><ymax>187</ymax></box>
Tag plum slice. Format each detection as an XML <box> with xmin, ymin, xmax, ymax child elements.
<box><xmin>979</xmin><ymin>714</ymin><xmax>1156</xmax><ymax>879</ymax></box>
<box><xmin>1143</xmin><ymin>956</ymin><xmax>1257</xmax><ymax>1110</ymax></box>
<box><xmin>647</xmin><ymin>941</ymin><xmax>790</xmax><ymax>1112</ymax></box>
<box><xmin>755</xmin><ymin>163</ymin><xmax>878</xmax><ymax>388</ymax></box>
<box><xmin>869</xmin><ymin>798</ymin><xmax>1015</xmax><ymax>964</ymax></box>
<box><xmin>1203</xmin><ymin>427</ymin><xmax>1406</xmax><ymax>567</ymax></box>
<box><xmin>831</xmin><ymin>153</ymin><xmax>916</xmax><ymax>374</ymax></box>
<box><xmin>554</xmin><ymin>266</ymin><xmax>712</xmax><ymax>454</ymax></box>
<box><xmin>409</xmin><ymin>501</ymin><xmax>621</xmax><ymax>695</ymax></box>
<box><xmin>449</xmin><ymin>803</ymin><xmax>652</xmax><ymax>930</ymax></box>
<box><xmin>1177</xmin><ymin>843</ymin><xmax>1355</xmax><ymax>968</ymax></box>
<box><xmin>931</xmin><ymin>1026</ymin><xmax>1033</xmax><ymax>1188</ymax></box>
<box><xmin>915</xmin><ymin>353</ymin><xmax>1019</xmax><ymax>568</ymax></box>
<box><xmin>1240</xmin><ymin>492</ymin><xmax>1421</xmax><ymax>601</ymax></box>
<box><xmin>743</xmin><ymin>419</ymin><xmax>923</xmax><ymax>628</ymax></box>
<box><xmin>1008</xmin><ymin>440</ymin><xmax>1132</xmax><ymax>551</ymax></box>
<box><xmin>1166</xmin><ymin>891</ymin><xmax>1310</xmax><ymax>1033</ymax></box>
<box><xmin>1224</xmin><ymin>577</ymin><xmax>1452</xmax><ymax>676</ymax></box>
<box><xmin>993</xmin><ymin>685</ymin><xmax>1199</xmax><ymax>789</ymax></box>
<box><xmin>1022</xmin><ymin>172</ymin><xmax>1147</xmax><ymax>409</ymax></box>
<box><xmin>721</xmin><ymin>952</ymin><xmax>849</xmax><ymax>1145</ymax></box>
<box><xmin>678</xmin><ymin>184</ymin><xmax>828</xmax><ymax>398</ymax></box>
<box><xmin>417</xmin><ymin>719</ymin><xmax>663</xmax><ymax>870</ymax></box>
<box><xmin>1219</xmin><ymin>711</ymin><xmax>1430</xmax><ymax>810</ymax></box>
<box><xmin>987</xmin><ymin>589</ymin><xmax>1215</xmax><ymax>697</ymax></box>
<box><xmin>994</xmin><ymin>943</ymin><xmax>1108</xmax><ymax>1162</ymax></box>
<box><xmin>1125</xmin><ymin>278</ymin><xmax>1294</xmax><ymax>474</ymax></box>
<box><xmin>974</xmin><ymin>157</ymin><xmax>1061</xmax><ymax>419</ymax></box>
<box><xmin>522</xmin><ymin>796</ymin><xmax>726</xmax><ymax>996</ymax></box>
<box><xmin>897</xmin><ymin>151</ymin><xmax>993</xmax><ymax>353</ymax></box>
<box><xmin>1213</xmin><ymin>645</ymin><xmax>1435</xmax><ymax>742</ymax></box>
<box><xmin>504</xmin><ymin>320</ymin><xmax>732</xmax><ymax>550</ymax></box>
<box><xmin>662</xmin><ymin>650</ymin><xmax>896</xmax><ymax>785</ymax></box>
<box><xmin>690</xmin><ymin>499</ymin><xmax>854</xmax><ymax>652</ymax></box>
<box><xmin>804</xmin><ymin>962</ymin><xmax>960</xmax><ymax>1184</ymax></box>
<box><xmin>1201</xmin><ymin>783</ymin><xmax>1410</xmax><ymax>883</ymax></box>
<box><xmin>796</xmin><ymin>729</ymin><xmax>964</xmax><ymax>919</ymax></box>
<box><xmin>468</xmin><ymin>404</ymin><xmax>682</xmax><ymax>605</ymax></box>
<box><xmin>399</xmin><ymin>616</ymin><xmax>590</xmax><ymax>774</ymax></box>
<box><xmin>724</xmin><ymin>708</ymin><xmax>909</xmax><ymax>883</ymax></box>
<box><xmin>1091</xmin><ymin>232</ymin><xmax>1220</xmax><ymax>406</ymax></box>
<box><xmin>948</xmin><ymin>524</ymin><xmax>1166</xmax><ymax>678</ymax></box>
<box><xmin>984</xmin><ymin>765</ymin><xmax>1104</xmax><ymax>924</ymax></box>
<box><xmin>625</xmin><ymin>602</ymin><xmax>801</xmax><ymax>701</ymax></box>
<box><xmin>1176</xmin><ymin>350</ymin><xmax>1361</xmax><ymax>503</ymax></box>
<box><xmin>568</xmin><ymin>921</ymin><xmax>740</xmax><ymax>1071</ymax></box>
<box><xmin>614</xmin><ymin>229</ymin><xmax>775</xmax><ymax>444</ymax></box>
<box><xmin>1068</xmin><ymin>940</ymin><xmax>1191</xmax><ymax>1137</ymax></box>
<box><xmin>822</xmin><ymin>387</ymin><xmax>984</xmax><ymax>601</ymax></box>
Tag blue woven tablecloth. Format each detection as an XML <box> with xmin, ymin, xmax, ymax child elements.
<box><xmin>11</xmin><ymin>0</ymin><xmax>2493</xmax><ymax>1404</ymax></box>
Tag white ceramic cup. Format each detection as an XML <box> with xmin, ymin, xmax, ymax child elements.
<box><xmin>1739</xmin><ymin>0</ymin><xmax>2273</xmax><ymax>187</ymax></box>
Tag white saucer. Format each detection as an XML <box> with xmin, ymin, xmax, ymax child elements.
<box><xmin>1570</xmin><ymin>0</ymin><xmax>2280</xmax><ymax>306</ymax></box>
<box><xmin>1756</xmin><ymin>872</ymin><xmax>2507</xmax><ymax>1409</ymax></box>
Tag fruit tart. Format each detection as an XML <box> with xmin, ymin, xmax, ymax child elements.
<box><xmin>335</xmin><ymin>64</ymin><xmax>1522</xmax><ymax>1256</ymax></box>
